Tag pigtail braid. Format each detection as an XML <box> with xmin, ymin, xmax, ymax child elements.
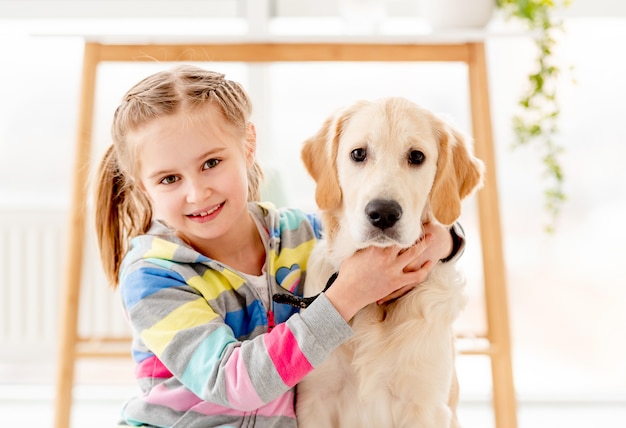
<box><xmin>94</xmin><ymin>145</ymin><xmax>151</xmax><ymax>287</ymax></box>
<box><xmin>247</xmin><ymin>160</ymin><xmax>264</xmax><ymax>202</ymax></box>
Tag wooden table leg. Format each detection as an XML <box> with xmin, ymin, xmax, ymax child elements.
<box><xmin>467</xmin><ymin>42</ymin><xmax>518</xmax><ymax>428</ymax></box>
<box><xmin>53</xmin><ymin>42</ymin><xmax>100</xmax><ymax>428</ymax></box>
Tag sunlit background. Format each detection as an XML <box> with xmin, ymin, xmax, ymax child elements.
<box><xmin>1</xmin><ymin>1</ymin><xmax>625</xmax><ymax>427</ymax></box>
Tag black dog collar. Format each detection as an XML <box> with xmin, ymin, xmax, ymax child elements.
<box><xmin>272</xmin><ymin>272</ymin><xmax>339</xmax><ymax>309</ymax></box>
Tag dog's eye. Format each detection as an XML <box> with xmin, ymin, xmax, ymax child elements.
<box><xmin>351</xmin><ymin>148</ymin><xmax>367</xmax><ymax>162</ymax></box>
<box><xmin>408</xmin><ymin>150</ymin><xmax>425</xmax><ymax>165</ymax></box>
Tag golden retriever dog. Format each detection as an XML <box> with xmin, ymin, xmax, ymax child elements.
<box><xmin>296</xmin><ymin>97</ymin><xmax>484</xmax><ymax>428</ymax></box>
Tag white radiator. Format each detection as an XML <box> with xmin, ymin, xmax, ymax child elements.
<box><xmin>0</xmin><ymin>208</ymin><xmax>130</xmax><ymax>362</ymax></box>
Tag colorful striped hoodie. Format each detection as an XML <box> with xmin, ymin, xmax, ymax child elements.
<box><xmin>117</xmin><ymin>202</ymin><xmax>353</xmax><ymax>427</ymax></box>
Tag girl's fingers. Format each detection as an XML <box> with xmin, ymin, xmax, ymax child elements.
<box><xmin>398</xmin><ymin>233</ymin><xmax>433</xmax><ymax>269</ymax></box>
<box><xmin>377</xmin><ymin>260</ymin><xmax>433</xmax><ymax>304</ymax></box>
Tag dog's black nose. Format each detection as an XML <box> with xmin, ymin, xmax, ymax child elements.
<box><xmin>365</xmin><ymin>199</ymin><xmax>402</xmax><ymax>230</ymax></box>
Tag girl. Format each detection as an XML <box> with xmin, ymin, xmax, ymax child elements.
<box><xmin>94</xmin><ymin>65</ymin><xmax>464</xmax><ymax>427</ymax></box>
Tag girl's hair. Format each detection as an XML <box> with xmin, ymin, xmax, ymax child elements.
<box><xmin>94</xmin><ymin>65</ymin><xmax>263</xmax><ymax>287</ymax></box>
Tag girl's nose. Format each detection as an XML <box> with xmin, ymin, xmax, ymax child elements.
<box><xmin>186</xmin><ymin>179</ymin><xmax>210</xmax><ymax>203</ymax></box>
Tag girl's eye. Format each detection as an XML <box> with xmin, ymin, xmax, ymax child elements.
<box><xmin>203</xmin><ymin>158</ymin><xmax>221</xmax><ymax>170</ymax></box>
<box><xmin>160</xmin><ymin>175</ymin><xmax>179</xmax><ymax>185</ymax></box>
<box><xmin>408</xmin><ymin>150</ymin><xmax>425</xmax><ymax>165</ymax></box>
<box><xmin>350</xmin><ymin>148</ymin><xmax>367</xmax><ymax>162</ymax></box>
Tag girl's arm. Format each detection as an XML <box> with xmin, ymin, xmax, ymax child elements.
<box><xmin>121</xmin><ymin>264</ymin><xmax>352</xmax><ymax>411</ymax></box>
<box><xmin>441</xmin><ymin>222</ymin><xmax>465</xmax><ymax>263</ymax></box>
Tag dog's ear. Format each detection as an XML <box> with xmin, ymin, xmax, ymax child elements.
<box><xmin>430</xmin><ymin>124</ymin><xmax>484</xmax><ymax>226</ymax></box>
<box><xmin>301</xmin><ymin>113</ymin><xmax>344</xmax><ymax>211</ymax></box>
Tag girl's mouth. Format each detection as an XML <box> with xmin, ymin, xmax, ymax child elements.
<box><xmin>188</xmin><ymin>202</ymin><xmax>224</xmax><ymax>220</ymax></box>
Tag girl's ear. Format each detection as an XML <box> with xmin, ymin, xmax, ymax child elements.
<box><xmin>135</xmin><ymin>180</ymin><xmax>153</xmax><ymax>204</ymax></box>
<box><xmin>245</xmin><ymin>122</ymin><xmax>257</xmax><ymax>167</ymax></box>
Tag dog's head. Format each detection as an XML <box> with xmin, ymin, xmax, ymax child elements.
<box><xmin>302</xmin><ymin>97</ymin><xmax>483</xmax><ymax>253</ymax></box>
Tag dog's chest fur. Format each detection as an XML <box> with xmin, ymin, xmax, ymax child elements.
<box><xmin>297</xmin><ymin>243</ymin><xmax>466</xmax><ymax>428</ymax></box>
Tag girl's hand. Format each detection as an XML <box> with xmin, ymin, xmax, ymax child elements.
<box><xmin>325</xmin><ymin>238</ymin><xmax>434</xmax><ymax>321</ymax></box>
<box><xmin>377</xmin><ymin>221</ymin><xmax>454</xmax><ymax>304</ymax></box>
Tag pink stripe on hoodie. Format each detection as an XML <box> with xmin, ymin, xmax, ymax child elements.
<box><xmin>223</xmin><ymin>346</ymin><xmax>265</xmax><ymax>409</ymax></box>
<box><xmin>135</xmin><ymin>355</ymin><xmax>173</xmax><ymax>379</ymax></box>
<box><xmin>264</xmin><ymin>322</ymin><xmax>313</xmax><ymax>387</ymax></box>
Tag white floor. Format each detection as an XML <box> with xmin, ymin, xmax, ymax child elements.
<box><xmin>1</xmin><ymin>361</ymin><xmax>625</xmax><ymax>428</ymax></box>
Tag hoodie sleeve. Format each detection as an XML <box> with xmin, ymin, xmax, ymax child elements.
<box><xmin>441</xmin><ymin>221</ymin><xmax>466</xmax><ymax>263</ymax></box>
<box><xmin>121</xmin><ymin>262</ymin><xmax>352</xmax><ymax>411</ymax></box>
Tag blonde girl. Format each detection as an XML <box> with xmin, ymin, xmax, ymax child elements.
<box><xmin>93</xmin><ymin>65</ymin><xmax>461</xmax><ymax>427</ymax></box>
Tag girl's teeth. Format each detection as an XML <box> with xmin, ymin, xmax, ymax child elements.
<box><xmin>195</xmin><ymin>205</ymin><xmax>219</xmax><ymax>217</ymax></box>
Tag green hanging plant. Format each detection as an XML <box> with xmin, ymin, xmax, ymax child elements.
<box><xmin>496</xmin><ymin>0</ymin><xmax>572</xmax><ymax>232</ymax></box>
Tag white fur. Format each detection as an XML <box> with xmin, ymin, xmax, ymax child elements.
<box><xmin>297</xmin><ymin>97</ymin><xmax>483</xmax><ymax>428</ymax></box>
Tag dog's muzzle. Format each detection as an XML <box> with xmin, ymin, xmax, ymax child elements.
<box><xmin>365</xmin><ymin>199</ymin><xmax>402</xmax><ymax>230</ymax></box>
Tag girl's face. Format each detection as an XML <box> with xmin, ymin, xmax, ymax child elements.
<box><xmin>133</xmin><ymin>105</ymin><xmax>256</xmax><ymax>255</ymax></box>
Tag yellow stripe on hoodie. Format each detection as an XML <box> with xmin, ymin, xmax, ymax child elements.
<box><xmin>141</xmin><ymin>297</ymin><xmax>218</xmax><ymax>357</ymax></box>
